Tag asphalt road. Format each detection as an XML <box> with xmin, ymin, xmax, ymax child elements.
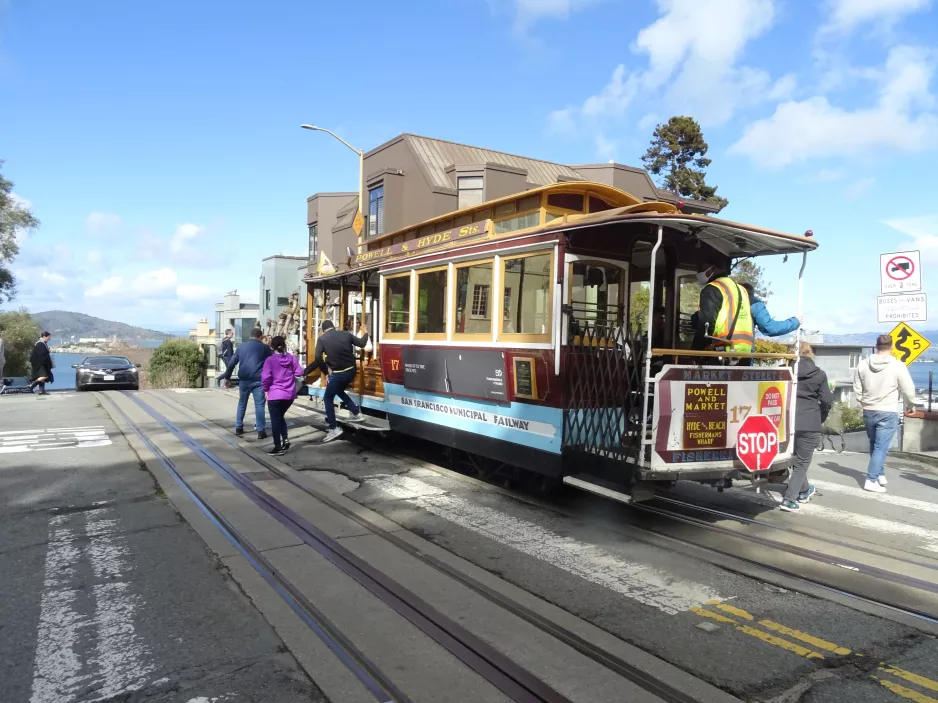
<box><xmin>0</xmin><ymin>391</ymin><xmax>323</xmax><ymax>703</ymax></box>
<box><xmin>164</xmin><ymin>388</ymin><xmax>938</xmax><ymax>703</ymax></box>
<box><xmin>7</xmin><ymin>387</ymin><xmax>938</xmax><ymax>703</ymax></box>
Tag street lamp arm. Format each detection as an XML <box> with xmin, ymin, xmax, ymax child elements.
<box><xmin>299</xmin><ymin>124</ymin><xmax>362</xmax><ymax>156</ymax></box>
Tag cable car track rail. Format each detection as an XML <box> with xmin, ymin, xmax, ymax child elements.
<box><xmin>136</xmin><ymin>390</ymin><xmax>718</xmax><ymax>703</ymax></box>
<box><xmin>266</xmin><ymin>396</ymin><xmax>938</xmax><ymax>629</ymax></box>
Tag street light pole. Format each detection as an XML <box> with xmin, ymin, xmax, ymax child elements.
<box><xmin>300</xmin><ymin>124</ymin><xmax>365</xmax><ymax>229</ymax></box>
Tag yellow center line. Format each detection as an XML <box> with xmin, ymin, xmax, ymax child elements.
<box><xmin>881</xmin><ymin>666</ymin><xmax>938</xmax><ymax>694</ymax></box>
<box><xmin>691</xmin><ymin>607</ymin><xmax>825</xmax><ymax>660</ymax></box>
<box><xmin>714</xmin><ymin>603</ymin><xmax>754</xmax><ymax>620</ymax></box>
<box><xmin>874</xmin><ymin>676</ymin><xmax>938</xmax><ymax>703</ymax></box>
<box><xmin>757</xmin><ymin>620</ymin><xmax>852</xmax><ymax>656</ymax></box>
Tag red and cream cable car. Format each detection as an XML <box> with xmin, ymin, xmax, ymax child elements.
<box><xmin>303</xmin><ymin>182</ymin><xmax>817</xmax><ymax>498</ymax></box>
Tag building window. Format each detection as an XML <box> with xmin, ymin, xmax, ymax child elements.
<box><xmin>369</xmin><ymin>185</ymin><xmax>384</xmax><ymax>237</ymax></box>
<box><xmin>416</xmin><ymin>268</ymin><xmax>448</xmax><ymax>336</ymax></box>
<box><xmin>849</xmin><ymin>352</ymin><xmax>860</xmax><ymax>369</ymax></box>
<box><xmin>455</xmin><ymin>261</ymin><xmax>493</xmax><ymax>337</ymax></box>
<box><xmin>471</xmin><ymin>284</ymin><xmax>489</xmax><ymax>318</ymax></box>
<box><xmin>385</xmin><ymin>274</ymin><xmax>410</xmax><ymax>336</ymax></box>
<box><xmin>308</xmin><ymin>223</ymin><xmax>318</xmax><ymax>261</ymax></box>
<box><xmin>501</xmin><ymin>252</ymin><xmax>552</xmax><ymax>339</ymax></box>
<box><xmin>277</xmin><ymin>296</ymin><xmax>290</xmax><ymax>307</ymax></box>
<box><xmin>457</xmin><ymin>176</ymin><xmax>484</xmax><ymax>210</ymax></box>
<box><xmin>265</xmin><ymin>290</ymin><xmax>271</xmax><ymax>309</ymax></box>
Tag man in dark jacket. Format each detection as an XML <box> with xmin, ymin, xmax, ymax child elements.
<box><xmin>218</xmin><ymin>328</ymin><xmax>272</xmax><ymax>439</ymax></box>
<box><xmin>28</xmin><ymin>332</ymin><xmax>54</xmax><ymax>395</ymax></box>
<box><xmin>219</xmin><ymin>329</ymin><xmax>234</xmax><ymax>366</ymax></box>
<box><xmin>305</xmin><ymin>320</ymin><xmax>368</xmax><ymax>443</ymax></box>
<box><xmin>781</xmin><ymin>342</ymin><xmax>833</xmax><ymax>512</ymax></box>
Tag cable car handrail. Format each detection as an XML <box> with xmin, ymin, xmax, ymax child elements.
<box><xmin>649</xmin><ymin>348</ymin><xmax>798</xmax><ymax>360</ymax></box>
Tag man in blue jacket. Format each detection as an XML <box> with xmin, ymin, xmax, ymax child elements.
<box><xmin>741</xmin><ymin>283</ymin><xmax>801</xmax><ymax>337</ymax></box>
<box><xmin>218</xmin><ymin>328</ymin><xmax>272</xmax><ymax>439</ymax></box>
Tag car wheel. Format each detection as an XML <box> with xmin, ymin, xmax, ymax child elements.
<box><xmin>76</xmin><ymin>384</ymin><xmax>85</xmax><ymax>392</ymax></box>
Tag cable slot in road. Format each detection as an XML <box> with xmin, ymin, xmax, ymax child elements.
<box><xmin>97</xmin><ymin>393</ymin><xmax>408</xmax><ymax>703</ymax></box>
<box><xmin>143</xmin><ymin>390</ymin><xmax>708</xmax><ymax>703</ymax></box>
<box><xmin>121</xmin><ymin>391</ymin><xmax>580</xmax><ymax>703</ymax></box>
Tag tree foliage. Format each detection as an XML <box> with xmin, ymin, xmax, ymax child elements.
<box><xmin>147</xmin><ymin>339</ymin><xmax>205</xmax><ymax>388</ymax></box>
<box><xmin>0</xmin><ymin>308</ymin><xmax>40</xmax><ymax>376</ymax></box>
<box><xmin>641</xmin><ymin>116</ymin><xmax>729</xmax><ymax>210</ymax></box>
<box><xmin>733</xmin><ymin>259</ymin><xmax>772</xmax><ymax>300</ymax></box>
<box><xmin>752</xmin><ymin>338</ymin><xmax>789</xmax><ymax>366</ymax></box>
<box><xmin>0</xmin><ymin>161</ymin><xmax>40</xmax><ymax>304</ymax></box>
<box><xmin>629</xmin><ymin>285</ymin><xmax>650</xmax><ymax>333</ymax></box>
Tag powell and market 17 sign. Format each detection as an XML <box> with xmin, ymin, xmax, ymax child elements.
<box><xmin>352</xmin><ymin>219</ymin><xmax>489</xmax><ymax>267</ymax></box>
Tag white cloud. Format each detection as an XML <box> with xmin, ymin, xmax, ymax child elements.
<box><xmin>85</xmin><ymin>212</ymin><xmax>122</xmax><ymax>237</ymax></box>
<box><xmin>814</xmin><ymin>168</ymin><xmax>846</xmax><ymax>182</ymax></box>
<box><xmin>507</xmin><ymin>0</ymin><xmax>601</xmax><ymax>31</ymax></box>
<box><xmin>169</xmin><ymin>223</ymin><xmax>206</xmax><ymax>254</ymax></box>
<box><xmin>546</xmin><ymin>0</ymin><xmax>783</xmax><ymax>148</ymax></box>
<box><xmin>730</xmin><ymin>46</ymin><xmax>937</xmax><ymax>167</ymax></box>
<box><xmin>883</xmin><ymin>214</ymin><xmax>938</xmax><ymax>262</ymax></box>
<box><xmin>85</xmin><ymin>267</ymin><xmax>179</xmax><ymax>300</ymax></box>
<box><xmin>844</xmin><ymin>176</ymin><xmax>875</xmax><ymax>200</ymax></box>
<box><xmin>87</xmin><ymin>250</ymin><xmax>103</xmax><ymax>266</ymax></box>
<box><xmin>822</xmin><ymin>0</ymin><xmax>930</xmax><ymax>34</ymax></box>
<box><xmin>593</xmin><ymin>133</ymin><xmax>618</xmax><ymax>161</ymax></box>
<box><xmin>177</xmin><ymin>283</ymin><xmax>214</xmax><ymax>300</ymax></box>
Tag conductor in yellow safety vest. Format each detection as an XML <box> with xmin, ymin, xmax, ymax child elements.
<box><xmin>691</xmin><ymin>266</ymin><xmax>754</xmax><ymax>353</ymax></box>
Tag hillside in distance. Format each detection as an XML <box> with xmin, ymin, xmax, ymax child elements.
<box><xmin>822</xmin><ymin>330</ymin><xmax>938</xmax><ymax>358</ymax></box>
<box><xmin>34</xmin><ymin>310</ymin><xmax>174</xmax><ymax>341</ymax></box>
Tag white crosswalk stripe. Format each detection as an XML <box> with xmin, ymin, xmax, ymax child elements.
<box><xmin>0</xmin><ymin>426</ymin><xmax>111</xmax><ymax>454</ymax></box>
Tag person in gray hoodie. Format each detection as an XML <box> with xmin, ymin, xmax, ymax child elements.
<box><xmin>853</xmin><ymin>334</ymin><xmax>916</xmax><ymax>493</ymax></box>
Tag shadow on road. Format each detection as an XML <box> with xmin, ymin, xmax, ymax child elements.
<box><xmin>817</xmin><ymin>461</ymin><xmax>867</xmax><ymax>487</ymax></box>
<box><xmin>901</xmin><ymin>472</ymin><xmax>938</xmax><ymax>491</ymax></box>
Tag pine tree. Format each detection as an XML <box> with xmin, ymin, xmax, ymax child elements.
<box><xmin>641</xmin><ymin>116</ymin><xmax>729</xmax><ymax>210</ymax></box>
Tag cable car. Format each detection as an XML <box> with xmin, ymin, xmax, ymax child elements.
<box><xmin>303</xmin><ymin>182</ymin><xmax>816</xmax><ymax>499</ymax></box>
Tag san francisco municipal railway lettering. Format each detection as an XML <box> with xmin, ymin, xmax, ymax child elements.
<box><xmin>683</xmin><ymin>384</ymin><xmax>728</xmax><ymax>449</ymax></box>
<box><xmin>398</xmin><ymin>397</ymin><xmax>531</xmax><ymax>430</ymax></box>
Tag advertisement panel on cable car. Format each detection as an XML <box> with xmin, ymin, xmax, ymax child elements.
<box><xmin>650</xmin><ymin>364</ymin><xmax>793</xmax><ymax>471</ymax></box>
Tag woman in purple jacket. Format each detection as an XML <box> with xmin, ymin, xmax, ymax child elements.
<box><xmin>261</xmin><ymin>336</ymin><xmax>304</xmax><ymax>456</ymax></box>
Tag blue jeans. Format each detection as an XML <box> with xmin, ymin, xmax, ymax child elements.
<box><xmin>864</xmin><ymin>411</ymin><xmax>898</xmax><ymax>482</ymax></box>
<box><xmin>236</xmin><ymin>380</ymin><xmax>266</xmax><ymax>432</ymax></box>
<box><xmin>323</xmin><ymin>369</ymin><xmax>358</xmax><ymax>429</ymax></box>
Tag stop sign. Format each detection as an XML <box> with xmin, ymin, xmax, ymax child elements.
<box><xmin>736</xmin><ymin>415</ymin><xmax>780</xmax><ymax>472</ymax></box>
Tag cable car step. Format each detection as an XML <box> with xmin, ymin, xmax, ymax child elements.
<box><xmin>563</xmin><ymin>474</ymin><xmax>656</xmax><ymax>504</ymax></box>
<box><xmin>303</xmin><ymin>403</ymin><xmax>390</xmax><ymax>432</ymax></box>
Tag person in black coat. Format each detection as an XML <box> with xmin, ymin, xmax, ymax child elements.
<box><xmin>781</xmin><ymin>342</ymin><xmax>833</xmax><ymax>512</ymax></box>
<box><xmin>29</xmin><ymin>331</ymin><xmax>54</xmax><ymax>395</ymax></box>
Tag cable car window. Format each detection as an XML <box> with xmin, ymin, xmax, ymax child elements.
<box><xmin>385</xmin><ymin>274</ymin><xmax>411</xmax><ymax>336</ymax></box>
<box><xmin>501</xmin><ymin>252</ymin><xmax>552</xmax><ymax>339</ymax></box>
<box><xmin>455</xmin><ymin>261</ymin><xmax>494</xmax><ymax>337</ymax></box>
<box><xmin>547</xmin><ymin>193</ymin><xmax>584</xmax><ymax>211</ymax></box>
<box><xmin>588</xmin><ymin>196</ymin><xmax>614</xmax><ymax>213</ymax></box>
<box><xmin>494</xmin><ymin>211</ymin><xmax>540</xmax><ymax>234</ymax></box>
<box><xmin>569</xmin><ymin>262</ymin><xmax>624</xmax><ymax>327</ymax></box>
<box><xmin>416</xmin><ymin>268</ymin><xmax>448</xmax><ymax>336</ymax></box>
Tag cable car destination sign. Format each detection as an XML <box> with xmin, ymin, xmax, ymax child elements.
<box><xmin>352</xmin><ymin>219</ymin><xmax>489</xmax><ymax>267</ymax></box>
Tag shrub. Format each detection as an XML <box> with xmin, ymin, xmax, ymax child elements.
<box><xmin>841</xmin><ymin>404</ymin><xmax>864</xmax><ymax>431</ymax></box>
<box><xmin>147</xmin><ymin>339</ymin><xmax>204</xmax><ymax>389</ymax></box>
<box><xmin>0</xmin><ymin>308</ymin><xmax>40</xmax><ymax>376</ymax></box>
<box><xmin>753</xmin><ymin>338</ymin><xmax>789</xmax><ymax>366</ymax></box>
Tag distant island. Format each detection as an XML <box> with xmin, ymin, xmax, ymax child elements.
<box><xmin>35</xmin><ymin>310</ymin><xmax>175</xmax><ymax>342</ymax></box>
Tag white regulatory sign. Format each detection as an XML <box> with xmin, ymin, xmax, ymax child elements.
<box><xmin>877</xmin><ymin>293</ymin><xmax>927</xmax><ymax>323</ymax></box>
<box><xmin>881</xmin><ymin>250</ymin><xmax>922</xmax><ymax>294</ymax></box>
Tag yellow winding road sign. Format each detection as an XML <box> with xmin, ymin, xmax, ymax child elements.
<box><xmin>888</xmin><ymin>322</ymin><xmax>931</xmax><ymax>365</ymax></box>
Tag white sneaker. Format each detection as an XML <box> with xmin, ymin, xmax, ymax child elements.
<box><xmin>878</xmin><ymin>475</ymin><xmax>888</xmax><ymax>487</ymax></box>
<box><xmin>864</xmin><ymin>480</ymin><xmax>887</xmax><ymax>493</ymax></box>
<box><xmin>347</xmin><ymin>413</ymin><xmax>366</xmax><ymax>423</ymax></box>
<box><xmin>322</xmin><ymin>427</ymin><xmax>344</xmax><ymax>443</ymax></box>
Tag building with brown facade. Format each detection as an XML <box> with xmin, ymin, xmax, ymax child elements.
<box><xmin>306</xmin><ymin>133</ymin><xmax>721</xmax><ymax>270</ymax></box>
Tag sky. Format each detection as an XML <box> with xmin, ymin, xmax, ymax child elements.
<box><xmin>1</xmin><ymin>0</ymin><xmax>937</xmax><ymax>334</ymax></box>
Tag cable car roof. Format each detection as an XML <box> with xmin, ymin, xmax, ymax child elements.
<box><xmin>544</xmin><ymin>206</ymin><xmax>818</xmax><ymax>257</ymax></box>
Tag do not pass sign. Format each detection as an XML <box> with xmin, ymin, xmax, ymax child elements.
<box><xmin>736</xmin><ymin>415</ymin><xmax>780</xmax><ymax>472</ymax></box>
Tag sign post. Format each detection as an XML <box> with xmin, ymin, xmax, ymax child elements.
<box><xmin>888</xmin><ymin>322</ymin><xmax>932</xmax><ymax>366</ymax></box>
<box><xmin>736</xmin><ymin>415</ymin><xmax>780</xmax><ymax>472</ymax></box>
